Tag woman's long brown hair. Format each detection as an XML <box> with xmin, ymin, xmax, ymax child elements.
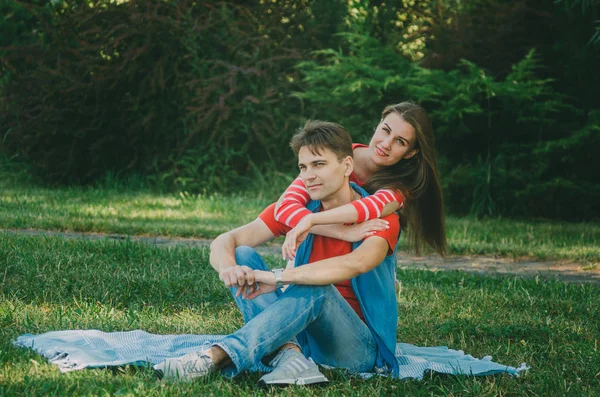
<box><xmin>364</xmin><ymin>102</ymin><xmax>447</xmax><ymax>255</ymax></box>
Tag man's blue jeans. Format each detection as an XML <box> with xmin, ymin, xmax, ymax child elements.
<box><xmin>213</xmin><ymin>246</ymin><xmax>378</xmax><ymax>375</ymax></box>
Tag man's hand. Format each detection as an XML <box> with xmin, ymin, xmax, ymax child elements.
<box><xmin>281</xmin><ymin>216</ymin><xmax>313</xmax><ymax>260</ymax></box>
<box><xmin>244</xmin><ymin>270</ymin><xmax>277</xmax><ymax>300</ymax></box>
<box><xmin>219</xmin><ymin>265</ymin><xmax>256</xmax><ymax>297</ymax></box>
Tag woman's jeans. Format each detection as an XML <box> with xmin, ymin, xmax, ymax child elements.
<box><xmin>213</xmin><ymin>246</ymin><xmax>377</xmax><ymax>375</ymax></box>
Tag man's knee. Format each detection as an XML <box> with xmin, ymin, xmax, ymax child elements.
<box><xmin>234</xmin><ymin>246</ymin><xmax>268</xmax><ymax>271</ymax></box>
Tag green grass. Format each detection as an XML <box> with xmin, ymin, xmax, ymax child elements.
<box><xmin>439</xmin><ymin>217</ymin><xmax>600</xmax><ymax>265</ymax></box>
<box><xmin>1</xmin><ymin>233</ymin><xmax>599</xmax><ymax>396</ymax></box>
<box><xmin>1</xmin><ymin>182</ymin><xmax>599</xmax><ymax>265</ymax></box>
<box><xmin>0</xmin><ymin>183</ymin><xmax>272</xmax><ymax>238</ymax></box>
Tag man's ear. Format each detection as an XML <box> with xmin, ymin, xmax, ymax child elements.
<box><xmin>404</xmin><ymin>148</ymin><xmax>419</xmax><ymax>160</ymax></box>
<box><xmin>343</xmin><ymin>156</ymin><xmax>354</xmax><ymax>176</ymax></box>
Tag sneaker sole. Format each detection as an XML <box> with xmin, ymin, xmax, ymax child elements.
<box><xmin>258</xmin><ymin>374</ymin><xmax>329</xmax><ymax>387</ymax></box>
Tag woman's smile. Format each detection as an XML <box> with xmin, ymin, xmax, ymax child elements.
<box><xmin>375</xmin><ymin>147</ymin><xmax>389</xmax><ymax>157</ymax></box>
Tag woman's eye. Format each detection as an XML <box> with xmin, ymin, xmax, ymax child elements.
<box><xmin>396</xmin><ymin>139</ymin><xmax>404</xmax><ymax>145</ymax></box>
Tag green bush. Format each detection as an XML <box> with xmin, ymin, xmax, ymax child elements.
<box><xmin>0</xmin><ymin>0</ymin><xmax>340</xmax><ymax>191</ymax></box>
<box><xmin>3</xmin><ymin>1</ymin><xmax>197</xmax><ymax>184</ymax></box>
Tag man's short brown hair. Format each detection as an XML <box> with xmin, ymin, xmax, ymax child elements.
<box><xmin>290</xmin><ymin>120</ymin><xmax>353</xmax><ymax>161</ymax></box>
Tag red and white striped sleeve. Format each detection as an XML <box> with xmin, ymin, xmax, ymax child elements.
<box><xmin>274</xmin><ymin>177</ymin><xmax>313</xmax><ymax>228</ymax></box>
<box><xmin>350</xmin><ymin>189</ymin><xmax>404</xmax><ymax>223</ymax></box>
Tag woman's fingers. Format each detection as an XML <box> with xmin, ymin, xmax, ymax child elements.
<box><xmin>364</xmin><ymin>219</ymin><xmax>389</xmax><ymax>230</ymax></box>
<box><xmin>281</xmin><ymin>235</ymin><xmax>288</xmax><ymax>259</ymax></box>
<box><xmin>289</xmin><ymin>231</ymin><xmax>296</xmax><ymax>252</ymax></box>
<box><xmin>282</xmin><ymin>232</ymin><xmax>296</xmax><ymax>260</ymax></box>
<box><xmin>288</xmin><ymin>241</ymin><xmax>296</xmax><ymax>259</ymax></box>
<box><xmin>361</xmin><ymin>219</ymin><xmax>390</xmax><ymax>237</ymax></box>
<box><xmin>281</xmin><ymin>241</ymin><xmax>289</xmax><ymax>260</ymax></box>
<box><xmin>285</xmin><ymin>244</ymin><xmax>296</xmax><ymax>260</ymax></box>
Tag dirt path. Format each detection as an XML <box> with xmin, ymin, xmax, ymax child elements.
<box><xmin>3</xmin><ymin>228</ymin><xmax>599</xmax><ymax>285</ymax></box>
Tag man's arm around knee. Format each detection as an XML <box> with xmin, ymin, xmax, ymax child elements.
<box><xmin>209</xmin><ymin>218</ymin><xmax>275</xmax><ymax>289</ymax></box>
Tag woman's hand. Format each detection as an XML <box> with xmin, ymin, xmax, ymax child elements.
<box><xmin>341</xmin><ymin>219</ymin><xmax>389</xmax><ymax>242</ymax></box>
<box><xmin>244</xmin><ymin>270</ymin><xmax>277</xmax><ymax>300</ymax></box>
<box><xmin>282</xmin><ymin>216</ymin><xmax>313</xmax><ymax>260</ymax></box>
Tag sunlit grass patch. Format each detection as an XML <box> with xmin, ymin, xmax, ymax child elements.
<box><xmin>1</xmin><ymin>182</ymin><xmax>600</xmax><ymax>264</ymax></box>
<box><xmin>440</xmin><ymin>216</ymin><xmax>600</xmax><ymax>264</ymax></box>
<box><xmin>0</xmin><ymin>184</ymin><xmax>273</xmax><ymax>238</ymax></box>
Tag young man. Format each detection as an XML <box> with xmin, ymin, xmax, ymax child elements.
<box><xmin>154</xmin><ymin>121</ymin><xmax>401</xmax><ymax>385</ymax></box>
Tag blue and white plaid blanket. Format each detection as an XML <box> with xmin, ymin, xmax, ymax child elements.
<box><xmin>14</xmin><ymin>330</ymin><xmax>528</xmax><ymax>380</ymax></box>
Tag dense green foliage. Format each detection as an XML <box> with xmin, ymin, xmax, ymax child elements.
<box><xmin>1</xmin><ymin>0</ymin><xmax>599</xmax><ymax>220</ymax></box>
<box><xmin>295</xmin><ymin>36</ymin><xmax>600</xmax><ymax>219</ymax></box>
<box><xmin>1</xmin><ymin>234</ymin><xmax>599</xmax><ymax>395</ymax></box>
<box><xmin>1</xmin><ymin>0</ymin><xmax>308</xmax><ymax>190</ymax></box>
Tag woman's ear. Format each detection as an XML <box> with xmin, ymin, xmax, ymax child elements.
<box><xmin>404</xmin><ymin>148</ymin><xmax>419</xmax><ymax>160</ymax></box>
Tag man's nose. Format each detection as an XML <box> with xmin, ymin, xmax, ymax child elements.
<box><xmin>302</xmin><ymin>169</ymin><xmax>316</xmax><ymax>180</ymax></box>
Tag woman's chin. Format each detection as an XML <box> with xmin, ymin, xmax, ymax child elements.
<box><xmin>371</xmin><ymin>155</ymin><xmax>391</xmax><ymax>168</ymax></box>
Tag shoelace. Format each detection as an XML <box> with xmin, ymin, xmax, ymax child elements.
<box><xmin>182</xmin><ymin>355</ymin><xmax>212</xmax><ymax>375</ymax></box>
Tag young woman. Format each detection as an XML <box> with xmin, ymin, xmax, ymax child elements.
<box><xmin>276</xmin><ymin>101</ymin><xmax>447</xmax><ymax>259</ymax></box>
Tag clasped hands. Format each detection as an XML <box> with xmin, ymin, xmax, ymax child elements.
<box><xmin>218</xmin><ymin>265</ymin><xmax>276</xmax><ymax>300</ymax></box>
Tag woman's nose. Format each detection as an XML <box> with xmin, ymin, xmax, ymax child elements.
<box><xmin>383</xmin><ymin>137</ymin><xmax>393</xmax><ymax>149</ymax></box>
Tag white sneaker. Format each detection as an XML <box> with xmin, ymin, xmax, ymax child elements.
<box><xmin>259</xmin><ymin>349</ymin><xmax>329</xmax><ymax>387</ymax></box>
<box><xmin>154</xmin><ymin>351</ymin><xmax>214</xmax><ymax>382</ymax></box>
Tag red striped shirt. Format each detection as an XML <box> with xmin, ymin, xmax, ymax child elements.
<box><xmin>260</xmin><ymin>203</ymin><xmax>400</xmax><ymax>321</ymax></box>
<box><xmin>274</xmin><ymin>144</ymin><xmax>404</xmax><ymax>227</ymax></box>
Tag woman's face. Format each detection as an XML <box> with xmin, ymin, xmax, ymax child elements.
<box><xmin>368</xmin><ymin>112</ymin><xmax>418</xmax><ymax>168</ymax></box>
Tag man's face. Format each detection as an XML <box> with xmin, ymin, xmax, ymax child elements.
<box><xmin>298</xmin><ymin>146</ymin><xmax>350</xmax><ymax>201</ymax></box>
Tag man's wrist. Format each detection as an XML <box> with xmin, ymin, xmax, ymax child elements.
<box><xmin>271</xmin><ymin>268</ymin><xmax>295</xmax><ymax>287</ymax></box>
<box><xmin>272</xmin><ymin>268</ymin><xmax>284</xmax><ymax>289</ymax></box>
<box><xmin>218</xmin><ymin>263</ymin><xmax>236</xmax><ymax>274</ymax></box>
<box><xmin>281</xmin><ymin>267</ymin><xmax>295</xmax><ymax>285</ymax></box>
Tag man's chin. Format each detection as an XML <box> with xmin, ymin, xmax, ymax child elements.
<box><xmin>308</xmin><ymin>192</ymin><xmax>326</xmax><ymax>201</ymax></box>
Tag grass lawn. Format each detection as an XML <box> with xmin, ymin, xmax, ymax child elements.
<box><xmin>1</xmin><ymin>182</ymin><xmax>599</xmax><ymax>266</ymax></box>
<box><xmin>1</xmin><ymin>233</ymin><xmax>599</xmax><ymax>396</ymax></box>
